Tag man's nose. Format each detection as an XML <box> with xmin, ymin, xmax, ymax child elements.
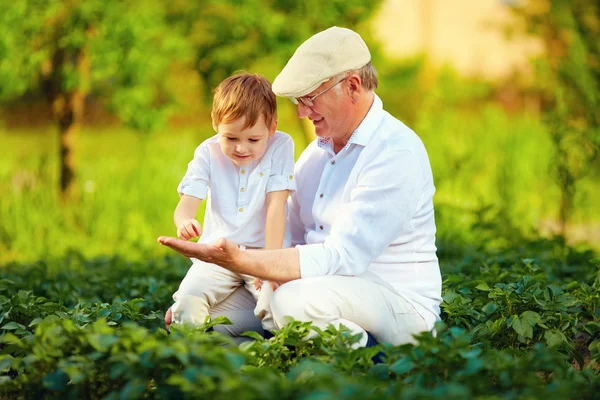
<box><xmin>297</xmin><ymin>102</ymin><xmax>312</xmax><ymax>119</ymax></box>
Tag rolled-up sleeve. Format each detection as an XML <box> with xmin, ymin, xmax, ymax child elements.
<box><xmin>267</xmin><ymin>136</ymin><xmax>297</xmax><ymax>193</ymax></box>
<box><xmin>298</xmin><ymin>149</ymin><xmax>423</xmax><ymax>278</ymax></box>
<box><xmin>177</xmin><ymin>143</ymin><xmax>210</xmax><ymax>200</ymax></box>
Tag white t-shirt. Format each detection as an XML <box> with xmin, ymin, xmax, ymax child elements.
<box><xmin>288</xmin><ymin>95</ymin><xmax>442</xmax><ymax>330</ymax></box>
<box><xmin>178</xmin><ymin>131</ymin><xmax>296</xmax><ymax>248</ymax></box>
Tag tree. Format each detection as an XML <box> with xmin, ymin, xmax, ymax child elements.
<box><xmin>0</xmin><ymin>0</ymin><xmax>187</xmax><ymax>200</ymax></box>
<box><xmin>509</xmin><ymin>0</ymin><xmax>599</xmax><ymax>234</ymax></box>
<box><xmin>167</xmin><ymin>0</ymin><xmax>383</xmax><ymax>143</ymax></box>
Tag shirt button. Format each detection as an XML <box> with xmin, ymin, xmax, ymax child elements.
<box><xmin>239</xmin><ymin>207</ymin><xmax>244</xmax><ymax>212</ymax></box>
<box><xmin>319</xmin><ymin>193</ymin><xmax>323</xmax><ymax>198</ymax></box>
<box><xmin>260</xmin><ymin>172</ymin><xmax>264</xmax><ymax>177</ymax></box>
<box><xmin>319</xmin><ymin>225</ymin><xmax>324</xmax><ymax>230</ymax></box>
<box><xmin>240</xmin><ymin>188</ymin><xmax>244</xmax><ymax>193</ymax></box>
<box><xmin>241</xmin><ymin>169</ymin><xmax>246</xmax><ymax>174</ymax></box>
<box><xmin>289</xmin><ymin>175</ymin><xmax>293</xmax><ymax>180</ymax></box>
<box><xmin>330</xmin><ymin>160</ymin><xmax>335</xmax><ymax>165</ymax></box>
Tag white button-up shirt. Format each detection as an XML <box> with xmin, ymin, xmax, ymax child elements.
<box><xmin>288</xmin><ymin>95</ymin><xmax>442</xmax><ymax>330</ymax></box>
<box><xmin>178</xmin><ymin>131</ymin><xmax>296</xmax><ymax>248</ymax></box>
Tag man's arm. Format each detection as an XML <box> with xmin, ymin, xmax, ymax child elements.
<box><xmin>157</xmin><ymin>236</ymin><xmax>301</xmax><ymax>282</ymax></box>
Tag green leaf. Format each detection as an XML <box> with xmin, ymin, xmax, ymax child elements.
<box><xmin>241</xmin><ymin>331</ymin><xmax>265</xmax><ymax>341</ymax></box>
<box><xmin>88</xmin><ymin>334</ymin><xmax>119</xmax><ymax>351</ymax></box>
<box><xmin>475</xmin><ymin>282</ymin><xmax>490</xmax><ymax>291</ymax></box>
<box><xmin>1</xmin><ymin>322</ymin><xmax>25</xmax><ymax>330</ymax></box>
<box><xmin>520</xmin><ymin>311</ymin><xmax>541</xmax><ymax>326</ymax></box>
<box><xmin>544</xmin><ymin>330</ymin><xmax>565</xmax><ymax>348</ymax></box>
<box><xmin>390</xmin><ymin>356</ymin><xmax>414</xmax><ymax>375</ymax></box>
<box><xmin>482</xmin><ymin>302</ymin><xmax>497</xmax><ymax>315</ymax></box>
<box><xmin>42</xmin><ymin>370</ymin><xmax>69</xmax><ymax>391</ymax></box>
<box><xmin>511</xmin><ymin>316</ymin><xmax>533</xmax><ymax>339</ymax></box>
<box><xmin>0</xmin><ymin>355</ymin><xmax>13</xmax><ymax>372</ymax></box>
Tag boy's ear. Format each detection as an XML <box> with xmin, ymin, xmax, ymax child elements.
<box><xmin>212</xmin><ymin>122</ymin><xmax>218</xmax><ymax>133</ymax></box>
<box><xmin>269</xmin><ymin>119</ymin><xmax>278</xmax><ymax>137</ymax></box>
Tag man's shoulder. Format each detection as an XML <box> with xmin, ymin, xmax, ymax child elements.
<box><xmin>373</xmin><ymin>112</ymin><xmax>426</xmax><ymax>154</ymax></box>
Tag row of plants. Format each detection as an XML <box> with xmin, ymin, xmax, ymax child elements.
<box><xmin>1</xmin><ymin>237</ymin><xmax>599</xmax><ymax>398</ymax></box>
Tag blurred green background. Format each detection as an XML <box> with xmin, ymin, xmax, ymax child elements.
<box><xmin>0</xmin><ymin>0</ymin><xmax>598</xmax><ymax>264</ymax></box>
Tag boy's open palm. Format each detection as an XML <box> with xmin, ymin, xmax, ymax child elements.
<box><xmin>177</xmin><ymin>219</ymin><xmax>203</xmax><ymax>240</ymax></box>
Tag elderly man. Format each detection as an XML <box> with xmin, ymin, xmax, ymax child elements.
<box><xmin>160</xmin><ymin>26</ymin><xmax>442</xmax><ymax>346</ymax></box>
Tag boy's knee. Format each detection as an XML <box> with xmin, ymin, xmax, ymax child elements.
<box><xmin>171</xmin><ymin>294</ymin><xmax>211</xmax><ymax>326</ymax></box>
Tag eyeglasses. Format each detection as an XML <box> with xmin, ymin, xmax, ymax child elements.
<box><xmin>290</xmin><ymin>77</ymin><xmax>346</xmax><ymax>107</ymax></box>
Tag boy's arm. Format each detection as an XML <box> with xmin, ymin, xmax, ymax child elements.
<box><xmin>256</xmin><ymin>189</ymin><xmax>290</xmax><ymax>290</ymax></box>
<box><xmin>174</xmin><ymin>194</ymin><xmax>203</xmax><ymax>240</ymax></box>
<box><xmin>264</xmin><ymin>190</ymin><xmax>290</xmax><ymax>250</ymax></box>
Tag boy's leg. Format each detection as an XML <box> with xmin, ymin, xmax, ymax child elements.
<box><xmin>171</xmin><ymin>260</ymin><xmax>243</xmax><ymax>326</ymax></box>
<box><xmin>242</xmin><ymin>275</ymin><xmax>276</xmax><ymax>332</ymax></box>
<box><xmin>209</xmin><ymin>286</ymin><xmax>263</xmax><ymax>339</ymax></box>
<box><xmin>270</xmin><ymin>276</ymin><xmax>428</xmax><ymax>347</ymax></box>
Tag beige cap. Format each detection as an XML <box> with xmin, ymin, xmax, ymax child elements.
<box><xmin>272</xmin><ymin>26</ymin><xmax>371</xmax><ymax>98</ymax></box>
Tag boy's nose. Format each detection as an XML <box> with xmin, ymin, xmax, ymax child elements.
<box><xmin>236</xmin><ymin>144</ymin><xmax>246</xmax><ymax>153</ymax></box>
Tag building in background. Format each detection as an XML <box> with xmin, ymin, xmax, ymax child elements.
<box><xmin>372</xmin><ymin>0</ymin><xmax>542</xmax><ymax>79</ymax></box>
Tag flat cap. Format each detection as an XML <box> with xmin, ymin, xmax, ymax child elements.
<box><xmin>272</xmin><ymin>26</ymin><xmax>371</xmax><ymax>98</ymax></box>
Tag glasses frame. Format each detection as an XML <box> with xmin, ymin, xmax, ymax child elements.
<box><xmin>290</xmin><ymin>77</ymin><xmax>346</xmax><ymax>107</ymax></box>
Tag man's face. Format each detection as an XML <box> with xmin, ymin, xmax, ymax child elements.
<box><xmin>296</xmin><ymin>78</ymin><xmax>354</xmax><ymax>141</ymax></box>
<box><xmin>216</xmin><ymin>115</ymin><xmax>276</xmax><ymax>166</ymax></box>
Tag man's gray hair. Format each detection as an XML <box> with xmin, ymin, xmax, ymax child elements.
<box><xmin>357</xmin><ymin>62</ymin><xmax>378</xmax><ymax>92</ymax></box>
<box><xmin>333</xmin><ymin>62</ymin><xmax>378</xmax><ymax>93</ymax></box>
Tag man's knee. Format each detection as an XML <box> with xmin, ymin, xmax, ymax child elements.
<box><xmin>271</xmin><ymin>279</ymin><xmax>335</xmax><ymax>328</ymax></box>
<box><xmin>271</xmin><ymin>280</ymin><xmax>306</xmax><ymax>326</ymax></box>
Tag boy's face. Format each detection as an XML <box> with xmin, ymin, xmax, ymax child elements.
<box><xmin>215</xmin><ymin>115</ymin><xmax>277</xmax><ymax>166</ymax></box>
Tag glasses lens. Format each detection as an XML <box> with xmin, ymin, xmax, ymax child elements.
<box><xmin>300</xmin><ymin>98</ymin><xmax>313</xmax><ymax>107</ymax></box>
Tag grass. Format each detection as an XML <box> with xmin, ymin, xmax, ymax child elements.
<box><xmin>0</xmin><ymin>102</ymin><xmax>598</xmax><ymax>264</ymax></box>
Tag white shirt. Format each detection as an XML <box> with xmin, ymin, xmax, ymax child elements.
<box><xmin>288</xmin><ymin>95</ymin><xmax>442</xmax><ymax>330</ymax></box>
<box><xmin>178</xmin><ymin>131</ymin><xmax>296</xmax><ymax>248</ymax></box>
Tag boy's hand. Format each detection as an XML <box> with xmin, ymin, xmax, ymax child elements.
<box><xmin>165</xmin><ymin>307</ymin><xmax>173</xmax><ymax>331</ymax></box>
<box><xmin>253</xmin><ymin>278</ymin><xmax>279</xmax><ymax>292</ymax></box>
<box><xmin>177</xmin><ymin>219</ymin><xmax>203</xmax><ymax>240</ymax></box>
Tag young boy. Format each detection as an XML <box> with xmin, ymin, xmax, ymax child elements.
<box><xmin>166</xmin><ymin>73</ymin><xmax>295</xmax><ymax>333</ymax></box>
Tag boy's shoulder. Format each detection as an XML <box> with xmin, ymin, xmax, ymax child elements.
<box><xmin>268</xmin><ymin>130</ymin><xmax>295</xmax><ymax>150</ymax></box>
<box><xmin>199</xmin><ymin>134</ymin><xmax>220</xmax><ymax>147</ymax></box>
<box><xmin>271</xmin><ymin>130</ymin><xmax>294</xmax><ymax>143</ymax></box>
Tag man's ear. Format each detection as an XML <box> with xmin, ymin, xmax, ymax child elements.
<box><xmin>269</xmin><ymin>119</ymin><xmax>278</xmax><ymax>137</ymax></box>
<box><xmin>346</xmin><ymin>74</ymin><xmax>362</xmax><ymax>102</ymax></box>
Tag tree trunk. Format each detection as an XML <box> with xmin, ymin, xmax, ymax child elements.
<box><xmin>48</xmin><ymin>48</ymin><xmax>89</xmax><ymax>201</ymax></box>
<box><xmin>57</xmin><ymin>98</ymin><xmax>79</xmax><ymax>201</ymax></box>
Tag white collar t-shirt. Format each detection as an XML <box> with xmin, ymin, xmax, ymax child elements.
<box><xmin>288</xmin><ymin>95</ymin><xmax>442</xmax><ymax>330</ymax></box>
<box><xmin>178</xmin><ymin>130</ymin><xmax>296</xmax><ymax>248</ymax></box>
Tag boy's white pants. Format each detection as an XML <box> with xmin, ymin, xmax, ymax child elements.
<box><xmin>171</xmin><ymin>259</ymin><xmax>276</xmax><ymax>331</ymax></box>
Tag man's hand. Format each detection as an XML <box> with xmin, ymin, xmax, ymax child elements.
<box><xmin>176</xmin><ymin>219</ymin><xmax>203</xmax><ymax>241</ymax></box>
<box><xmin>158</xmin><ymin>236</ymin><xmax>246</xmax><ymax>272</ymax></box>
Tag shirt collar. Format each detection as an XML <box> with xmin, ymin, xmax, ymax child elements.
<box><xmin>316</xmin><ymin>94</ymin><xmax>384</xmax><ymax>152</ymax></box>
